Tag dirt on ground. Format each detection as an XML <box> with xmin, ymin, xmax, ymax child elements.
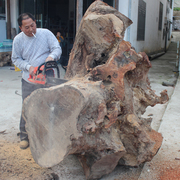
<box><xmin>0</xmin><ymin>138</ymin><xmax>59</xmax><ymax>180</ymax></box>
<box><xmin>1</xmin><ymin>136</ymin><xmax>180</xmax><ymax>180</ymax></box>
<box><xmin>139</xmin><ymin>157</ymin><xmax>180</xmax><ymax>180</ymax></box>
<box><xmin>0</xmin><ymin>126</ymin><xmax>88</xmax><ymax>180</ymax></box>
<box><xmin>159</xmin><ymin>164</ymin><xmax>180</xmax><ymax>180</ymax></box>
<box><xmin>0</xmin><ymin>132</ymin><xmax>143</xmax><ymax>180</ymax></box>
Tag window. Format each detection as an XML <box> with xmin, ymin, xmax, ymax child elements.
<box><xmin>158</xmin><ymin>2</ymin><xmax>163</xmax><ymax>31</ymax></box>
<box><xmin>83</xmin><ymin>0</ymin><xmax>114</xmax><ymax>14</ymax></box>
<box><xmin>19</xmin><ymin>0</ymin><xmax>35</xmax><ymax>15</ymax></box>
<box><xmin>103</xmin><ymin>0</ymin><xmax>114</xmax><ymax>7</ymax></box>
<box><xmin>0</xmin><ymin>0</ymin><xmax>5</xmax><ymax>20</ymax></box>
<box><xmin>137</xmin><ymin>0</ymin><xmax>146</xmax><ymax>41</ymax></box>
<box><xmin>19</xmin><ymin>0</ymin><xmax>47</xmax><ymax>28</ymax></box>
<box><xmin>83</xmin><ymin>0</ymin><xmax>95</xmax><ymax>14</ymax></box>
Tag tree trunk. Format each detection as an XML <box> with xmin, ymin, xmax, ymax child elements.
<box><xmin>23</xmin><ymin>1</ymin><xmax>168</xmax><ymax>179</ymax></box>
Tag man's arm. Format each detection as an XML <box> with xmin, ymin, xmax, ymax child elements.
<box><xmin>12</xmin><ymin>39</ymin><xmax>35</xmax><ymax>76</ymax></box>
<box><xmin>11</xmin><ymin>38</ymin><xmax>32</xmax><ymax>72</ymax></box>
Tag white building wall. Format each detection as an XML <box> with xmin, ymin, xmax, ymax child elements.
<box><xmin>0</xmin><ymin>20</ymin><xmax>6</xmax><ymax>42</ymax></box>
<box><xmin>118</xmin><ymin>0</ymin><xmax>174</xmax><ymax>54</ymax></box>
<box><xmin>3</xmin><ymin>0</ymin><xmax>174</xmax><ymax>54</ymax></box>
<box><xmin>128</xmin><ymin>0</ymin><xmax>138</xmax><ymax>49</ymax></box>
<box><xmin>10</xmin><ymin>0</ymin><xmax>19</xmax><ymax>32</ymax></box>
<box><xmin>133</xmin><ymin>0</ymin><xmax>162</xmax><ymax>53</ymax></box>
<box><xmin>118</xmin><ymin>0</ymin><xmax>129</xmax><ymax>41</ymax></box>
<box><xmin>118</xmin><ymin>0</ymin><xmax>129</xmax><ymax>17</ymax></box>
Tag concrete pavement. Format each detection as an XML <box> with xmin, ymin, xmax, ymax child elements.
<box><xmin>139</xmin><ymin>71</ymin><xmax>180</xmax><ymax>180</ymax></box>
<box><xmin>138</xmin><ymin>38</ymin><xmax>180</xmax><ymax>179</ymax></box>
<box><xmin>0</xmin><ymin>67</ymin><xmax>21</xmax><ymax>141</ymax></box>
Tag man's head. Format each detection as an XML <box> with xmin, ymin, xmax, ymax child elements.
<box><xmin>18</xmin><ymin>13</ymin><xmax>37</xmax><ymax>37</ymax></box>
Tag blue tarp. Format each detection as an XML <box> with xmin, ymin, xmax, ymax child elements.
<box><xmin>0</xmin><ymin>39</ymin><xmax>12</xmax><ymax>52</ymax></box>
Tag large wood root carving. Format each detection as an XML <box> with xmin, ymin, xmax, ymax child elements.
<box><xmin>23</xmin><ymin>1</ymin><xmax>168</xmax><ymax>179</ymax></box>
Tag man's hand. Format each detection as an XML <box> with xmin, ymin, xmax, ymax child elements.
<box><xmin>29</xmin><ymin>66</ymin><xmax>35</xmax><ymax>76</ymax></box>
<box><xmin>45</xmin><ymin>56</ymin><xmax>54</xmax><ymax>62</ymax></box>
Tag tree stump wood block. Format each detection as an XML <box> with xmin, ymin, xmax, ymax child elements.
<box><xmin>23</xmin><ymin>1</ymin><xmax>168</xmax><ymax>179</ymax></box>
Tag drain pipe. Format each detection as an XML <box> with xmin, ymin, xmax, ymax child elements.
<box><xmin>148</xmin><ymin>51</ymin><xmax>165</xmax><ymax>60</ymax></box>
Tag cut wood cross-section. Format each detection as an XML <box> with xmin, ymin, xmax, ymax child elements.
<box><xmin>23</xmin><ymin>1</ymin><xmax>168</xmax><ymax>179</ymax></box>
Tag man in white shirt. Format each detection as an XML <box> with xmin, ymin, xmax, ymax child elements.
<box><xmin>12</xmin><ymin>13</ymin><xmax>62</xmax><ymax>149</ymax></box>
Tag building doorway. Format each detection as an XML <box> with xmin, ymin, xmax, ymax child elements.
<box><xmin>19</xmin><ymin>0</ymin><xmax>114</xmax><ymax>58</ymax></box>
<box><xmin>19</xmin><ymin>0</ymin><xmax>76</xmax><ymax>58</ymax></box>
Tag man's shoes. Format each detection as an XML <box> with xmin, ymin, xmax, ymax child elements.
<box><xmin>20</xmin><ymin>140</ymin><xmax>29</xmax><ymax>149</ymax></box>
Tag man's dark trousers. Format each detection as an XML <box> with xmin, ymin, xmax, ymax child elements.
<box><xmin>20</xmin><ymin>79</ymin><xmax>44</xmax><ymax>141</ymax></box>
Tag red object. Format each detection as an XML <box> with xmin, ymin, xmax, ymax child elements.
<box><xmin>28</xmin><ymin>61</ymin><xmax>59</xmax><ymax>85</ymax></box>
<box><xmin>28</xmin><ymin>65</ymin><xmax>47</xmax><ymax>85</ymax></box>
